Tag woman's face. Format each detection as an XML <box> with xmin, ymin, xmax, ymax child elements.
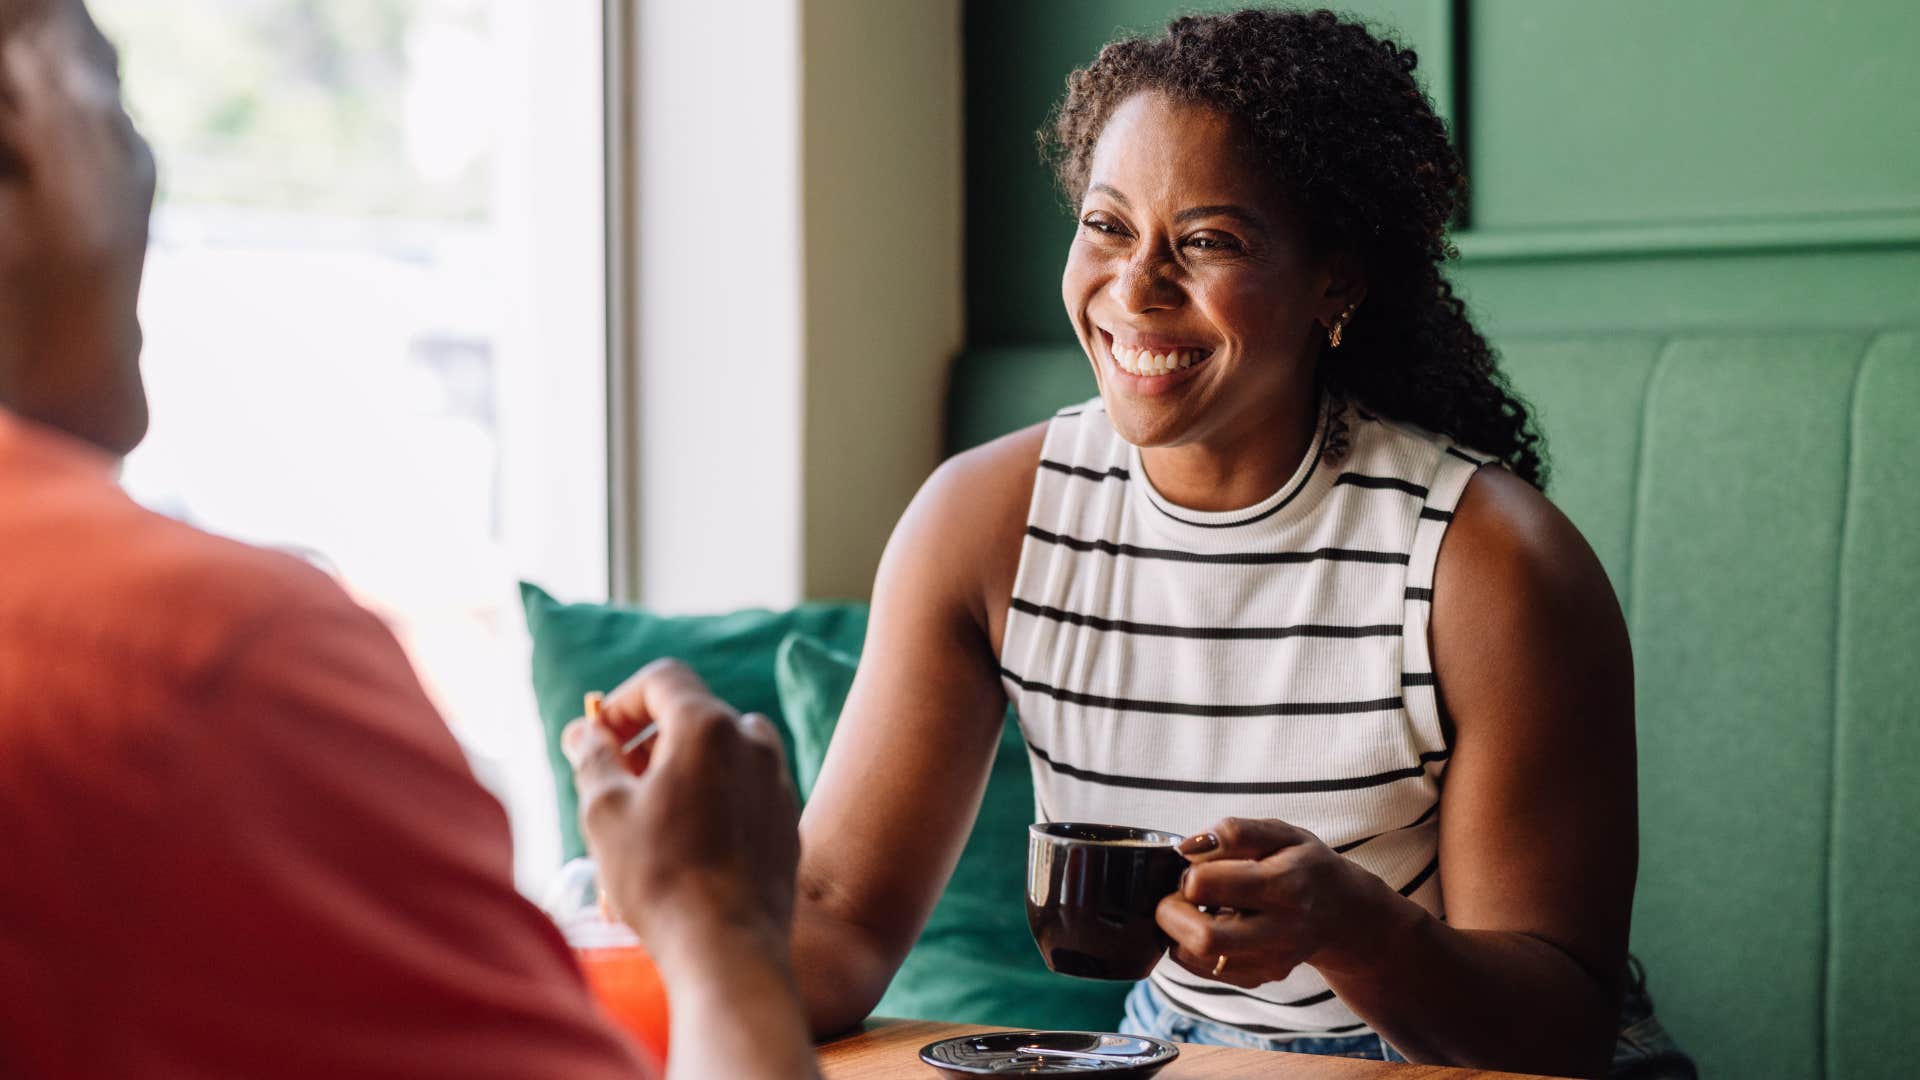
<box><xmin>1062</xmin><ymin>91</ymin><xmax>1340</xmax><ymax>452</ymax></box>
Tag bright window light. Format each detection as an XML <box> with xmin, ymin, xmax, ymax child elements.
<box><xmin>95</xmin><ymin>0</ymin><xmax>607</xmax><ymax>890</ymax></box>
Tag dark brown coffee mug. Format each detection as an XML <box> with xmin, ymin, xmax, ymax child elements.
<box><xmin>1026</xmin><ymin>822</ymin><xmax>1186</xmax><ymax>981</ymax></box>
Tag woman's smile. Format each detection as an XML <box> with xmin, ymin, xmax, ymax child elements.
<box><xmin>1098</xmin><ymin>328</ymin><xmax>1217</xmax><ymax>393</ymax></box>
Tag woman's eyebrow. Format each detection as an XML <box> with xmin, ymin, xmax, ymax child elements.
<box><xmin>1088</xmin><ymin>182</ymin><xmax>1132</xmax><ymax>207</ymax></box>
<box><xmin>1174</xmin><ymin>203</ymin><xmax>1266</xmax><ymax>230</ymax></box>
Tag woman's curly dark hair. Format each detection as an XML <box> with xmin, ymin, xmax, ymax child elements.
<box><xmin>1045</xmin><ymin>7</ymin><xmax>1547</xmax><ymax>488</ymax></box>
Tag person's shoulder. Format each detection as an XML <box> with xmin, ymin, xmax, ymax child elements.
<box><xmin>0</xmin><ymin>461</ymin><xmax>362</xmax><ymax>682</ymax></box>
<box><xmin>918</xmin><ymin>416</ymin><xmax>1051</xmax><ymax>551</ymax></box>
<box><xmin>1448</xmin><ymin>468</ymin><xmax>1589</xmax><ymax>582</ymax></box>
<box><xmin>1435</xmin><ymin>466</ymin><xmax>1625</xmax><ymax>660</ymax></box>
<box><xmin>110</xmin><ymin>499</ymin><xmax>349</xmax><ymax>619</ymax></box>
<box><xmin>928</xmin><ymin>418</ymin><xmax>1050</xmax><ymax>506</ymax></box>
<box><xmin>876</xmin><ymin>416</ymin><xmax>1050</xmax><ymax>621</ymax></box>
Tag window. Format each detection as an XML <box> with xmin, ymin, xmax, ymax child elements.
<box><xmin>95</xmin><ymin>0</ymin><xmax>608</xmax><ymax>888</ymax></box>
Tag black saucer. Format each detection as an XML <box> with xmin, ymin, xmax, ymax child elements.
<box><xmin>918</xmin><ymin>1030</ymin><xmax>1179</xmax><ymax>1077</ymax></box>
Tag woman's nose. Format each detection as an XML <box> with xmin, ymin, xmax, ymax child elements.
<box><xmin>1113</xmin><ymin>253</ymin><xmax>1181</xmax><ymax>314</ymax></box>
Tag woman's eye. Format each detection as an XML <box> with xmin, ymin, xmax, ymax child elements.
<box><xmin>1080</xmin><ymin>216</ymin><xmax>1125</xmax><ymax>237</ymax></box>
<box><xmin>1183</xmin><ymin>233</ymin><xmax>1242</xmax><ymax>253</ymax></box>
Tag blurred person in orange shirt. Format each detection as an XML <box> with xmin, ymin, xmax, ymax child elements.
<box><xmin>0</xmin><ymin>2</ymin><xmax>817</xmax><ymax>1077</ymax></box>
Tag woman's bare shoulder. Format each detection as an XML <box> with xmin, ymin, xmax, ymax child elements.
<box><xmin>879</xmin><ymin>421</ymin><xmax>1048</xmax><ymax>632</ymax></box>
<box><xmin>1439</xmin><ymin>467</ymin><xmax>1614</xmax><ymax>609</ymax></box>
<box><xmin>1431</xmin><ymin>466</ymin><xmax>1631</xmax><ymax>740</ymax></box>
<box><xmin>925</xmin><ymin>421</ymin><xmax>1049</xmax><ymax>521</ymax></box>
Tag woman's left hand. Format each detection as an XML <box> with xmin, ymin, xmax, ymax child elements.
<box><xmin>1157</xmin><ymin>816</ymin><xmax>1376</xmax><ymax>988</ymax></box>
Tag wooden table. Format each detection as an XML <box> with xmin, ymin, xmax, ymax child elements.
<box><xmin>817</xmin><ymin>1020</ymin><xmax>1560</xmax><ymax>1078</ymax></box>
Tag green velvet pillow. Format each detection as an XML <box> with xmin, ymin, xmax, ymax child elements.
<box><xmin>773</xmin><ymin>632</ymin><xmax>1133</xmax><ymax>1031</ymax></box>
<box><xmin>520</xmin><ymin>583</ymin><xmax>869</xmax><ymax>860</ymax></box>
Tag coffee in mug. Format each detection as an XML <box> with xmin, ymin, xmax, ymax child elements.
<box><xmin>1026</xmin><ymin>822</ymin><xmax>1186</xmax><ymax>980</ymax></box>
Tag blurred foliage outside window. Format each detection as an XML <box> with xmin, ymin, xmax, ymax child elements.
<box><xmin>102</xmin><ymin>0</ymin><xmax>492</xmax><ymax>219</ymax></box>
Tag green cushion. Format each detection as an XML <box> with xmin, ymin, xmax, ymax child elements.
<box><xmin>1828</xmin><ymin>332</ymin><xmax>1920</xmax><ymax>1080</ymax></box>
<box><xmin>773</xmin><ymin>632</ymin><xmax>1133</xmax><ymax>1031</ymax></box>
<box><xmin>519</xmin><ymin>583</ymin><xmax>868</xmax><ymax>860</ymax></box>
<box><xmin>1602</xmin><ymin>334</ymin><xmax>1855</xmax><ymax>1080</ymax></box>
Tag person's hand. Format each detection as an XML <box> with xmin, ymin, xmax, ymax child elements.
<box><xmin>562</xmin><ymin>659</ymin><xmax>800</xmax><ymax>971</ymax></box>
<box><xmin>1155</xmin><ymin>817</ymin><xmax>1374</xmax><ymax>988</ymax></box>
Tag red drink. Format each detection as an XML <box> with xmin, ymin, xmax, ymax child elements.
<box><xmin>576</xmin><ymin>943</ymin><xmax>670</xmax><ymax>1072</ymax></box>
<box><xmin>544</xmin><ymin>860</ymin><xmax>670</xmax><ymax>1072</ymax></box>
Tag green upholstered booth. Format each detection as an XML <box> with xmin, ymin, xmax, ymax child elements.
<box><xmin>956</xmin><ymin>0</ymin><xmax>1920</xmax><ymax>1073</ymax></box>
<box><xmin>943</xmin><ymin>332</ymin><xmax>1920</xmax><ymax>1080</ymax></box>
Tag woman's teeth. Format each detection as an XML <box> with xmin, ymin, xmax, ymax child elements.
<box><xmin>1111</xmin><ymin>341</ymin><xmax>1207</xmax><ymax>376</ymax></box>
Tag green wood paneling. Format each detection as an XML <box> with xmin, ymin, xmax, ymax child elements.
<box><xmin>1468</xmin><ymin>0</ymin><xmax>1920</xmax><ymax>230</ymax></box>
<box><xmin>1452</xmin><ymin>248</ymin><xmax>1920</xmax><ymax>340</ymax></box>
<box><xmin>964</xmin><ymin>0</ymin><xmax>1452</xmax><ymax>345</ymax></box>
<box><xmin>1828</xmin><ymin>333</ymin><xmax>1920</xmax><ymax>1080</ymax></box>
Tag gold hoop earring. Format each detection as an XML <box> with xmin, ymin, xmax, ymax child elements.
<box><xmin>1328</xmin><ymin>305</ymin><xmax>1357</xmax><ymax>349</ymax></box>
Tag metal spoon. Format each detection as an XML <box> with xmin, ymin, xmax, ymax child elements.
<box><xmin>1015</xmin><ymin>1045</ymin><xmax>1156</xmax><ymax>1066</ymax></box>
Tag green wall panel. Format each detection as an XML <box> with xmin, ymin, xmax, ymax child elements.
<box><xmin>964</xmin><ymin>0</ymin><xmax>1452</xmax><ymax>345</ymax></box>
<box><xmin>1468</xmin><ymin>0</ymin><xmax>1920</xmax><ymax>230</ymax></box>
<box><xmin>1828</xmin><ymin>333</ymin><xmax>1920</xmax><ymax>1080</ymax></box>
<box><xmin>1452</xmin><ymin>248</ymin><xmax>1920</xmax><ymax>340</ymax></box>
<box><xmin>1626</xmin><ymin>335</ymin><xmax>1863</xmax><ymax>1080</ymax></box>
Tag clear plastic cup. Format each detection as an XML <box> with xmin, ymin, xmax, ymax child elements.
<box><xmin>542</xmin><ymin>858</ymin><xmax>670</xmax><ymax>1070</ymax></box>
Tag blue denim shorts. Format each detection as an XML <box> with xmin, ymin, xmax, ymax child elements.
<box><xmin>1119</xmin><ymin>979</ymin><xmax>1408</xmax><ymax>1061</ymax></box>
<box><xmin>1118</xmin><ymin>959</ymin><xmax>1696</xmax><ymax>1078</ymax></box>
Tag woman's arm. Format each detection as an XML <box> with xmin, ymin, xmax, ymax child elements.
<box><xmin>1160</xmin><ymin>467</ymin><xmax>1635</xmax><ymax>1079</ymax></box>
<box><xmin>789</xmin><ymin>427</ymin><xmax>1043</xmax><ymax>1037</ymax></box>
<box><xmin>1325</xmin><ymin>466</ymin><xmax>1637</xmax><ymax>1075</ymax></box>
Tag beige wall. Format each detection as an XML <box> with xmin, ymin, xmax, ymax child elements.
<box><xmin>799</xmin><ymin>0</ymin><xmax>965</xmax><ymax>601</ymax></box>
<box><xmin>619</xmin><ymin>0</ymin><xmax>962</xmax><ymax>611</ymax></box>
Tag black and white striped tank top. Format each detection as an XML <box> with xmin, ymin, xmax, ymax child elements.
<box><xmin>999</xmin><ymin>395</ymin><xmax>1491</xmax><ymax>1040</ymax></box>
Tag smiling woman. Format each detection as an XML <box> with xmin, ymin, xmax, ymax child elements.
<box><xmin>784</xmin><ymin>9</ymin><xmax>1679</xmax><ymax>1080</ymax></box>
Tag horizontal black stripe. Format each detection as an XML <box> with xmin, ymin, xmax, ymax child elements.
<box><xmin>1404</xmin><ymin>586</ymin><xmax>1433</xmax><ymax>602</ymax></box>
<box><xmin>1054</xmin><ymin>407</ymin><xmax>1086</xmax><ymax>417</ymax></box>
<box><xmin>1398</xmin><ymin>856</ymin><xmax>1441</xmax><ymax>897</ymax></box>
<box><xmin>1402</xmin><ymin>672</ymin><xmax>1437</xmax><ymax>687</ymax></box>
<box><xmin>1333</xmin><ymin>473</ymin><xmax>1428</xmax><ymax>498</ymax></box>
<box><xmin>1023</xmin><ymin>741</ymin><xmax>1451</xmax><ymax>796</ymax></box>
<box><xmin>1027</xmin><ymin>526</ymin><xmax>1408</xmax><ymax>567</ymax></box>
<box><xmin>1003</xmin><ymin>668</ymin><xmax>1402</xmax><ymax>718</ymax></box>
<box><xmin>1009</xmin><ymin>599</ymin><xmax>1400</xmax><ymax>642</ymax></box>
<box><xmin>1419</xmin><ymin>507</ymin><xmax>1455</xmax><ymax>522</ymax></box>
<box><xmin>1332</xmin><ymin>802</ymin><xmax>1439</xmax><ymax>855</ymax></box>
<box><xmin>1158</xmin><ymin>971</ymin><xmax>1336</xmax><ymax>1009</ymax></box>
<box><xmin>1039</xmin><ymin>459</ymin><xmax>1129</xmax><ymax>482</ymax></box>
<box><xmin>1154</xmin><ymin>982</ymin><xmax>1366</xmax><ymax>1037</ymax></box>
<box><xmin>1446</xmin><ymin>446</ymin><xmax>1489</xmax><ymax>467</ymax></box>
